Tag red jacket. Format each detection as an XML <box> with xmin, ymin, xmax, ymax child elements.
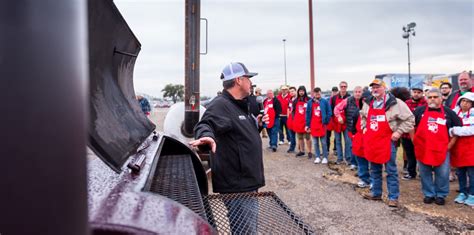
<box><xmin>277</xmin><ymin>93</ymin><xmax>291</xmax><ymax>116</ymax></box>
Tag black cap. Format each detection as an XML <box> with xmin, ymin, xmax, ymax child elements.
<box><xmin>331</xmin><ymin>86</ymin><xmax>339</xmax><ymax>92</ymax></box>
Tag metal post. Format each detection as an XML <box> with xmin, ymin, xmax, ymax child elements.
<box><xmin>407</xmin><ymin>36</ymin><xmax>411</xmax><ymax>88</ymax></box>
<box><xmin>0</xmin><ymin>1</ymin><xmax>89</xmax><ymax>234</ymax></box>
<box><xmin>184</xmin><ymin>0</ymin><xmax>201</xmax><ymax>137</ymax></box>
<box><xmin>308</xmin><ymin>0</ymin><xmax>315</xmax><ymax>90</ymax></box>
<box><xmin>283</xmin><ymin>39</ymin><xmax>287</xmax><ymax>85</ymax></box>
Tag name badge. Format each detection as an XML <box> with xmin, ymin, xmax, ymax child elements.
<box><xmin>317</xmin><ymin>106</ymin><xmax>320</xmax><ymax>110</ymax></box>
<box><xmin>239</xmin><ymin>115</ymin><xmax>246</xmax><ymax>120</ymax></box>
<box><xmin>268</xmin><ymin>104</ymin><xmax>273</xmax><ymax>108</ymax></box>
<box><xmin>303</xmin><ymin>103</ymin><xmax>307</xmax><ymax>108</ymax></box>
<box><xmin>376</xmin><ymin>115</ymin><xmax>385</xmax><ymax>122</ymax></box>
<box><xmin>436</xmin><ymin>118</ymin><xmax>446</xmax><ymax>125</ymax></box>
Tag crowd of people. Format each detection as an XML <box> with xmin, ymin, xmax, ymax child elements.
<box><xmin>254</xmin><ymin>71</ymin><xmax>474</xmax><ymax>208</ymax></box>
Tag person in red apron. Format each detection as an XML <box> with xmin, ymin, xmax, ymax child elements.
<box><xmin>360</xmin><ymin>79</ymin><xmax>415</xmax><ymax>208</ymax></box>
<box><xmin>292</xmin><ymin>86</ymin><xmax>310</xmax><ymax>157</ymax></box>
<box><xmin>330</xmin><ymin>82</ymin><xmax>351</xmax><ymax>165</ymax></box>
<box><xmin>286</xmin><ymin>86</ymin><xmax>297</xmax><ymax>153</ymax></box>
<box><xmin>277</xmin><ymin>85</ymin><xmax>292</xmax><ymax>145</ymax></box>
<box><xmin>450</xmin><ymin>92</ymin><xmax>474</xmax><ymax>206</ymax></box>
<box><xmin>412</xmin><ymin>88</ymin><xmax>462</xmax><ymax>206</ymax></box>
<box><xmin>305</xmin><ymin>87</ymin><xmax>331</xmax><ymax>164</ymax></box>
<box><xmin>264</xmin><ymin>89</ymin><xmax>282</xmax><ymax>152</ymax></box>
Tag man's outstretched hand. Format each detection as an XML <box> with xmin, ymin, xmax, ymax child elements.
<box><xmin>189</xmin><ymin>137</ymin><xmax>217</xmax><ymax>153</ymax></box>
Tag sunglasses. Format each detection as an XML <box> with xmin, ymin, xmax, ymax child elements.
<box><xmin>340</xmin><ymin>86</ymin><xmax>347</xmax><ymax>88</ymax></box>
<box><xmin>427</xmin><ymin>96</ymin><xmax>439</xmax><ymax>99</ymax></box>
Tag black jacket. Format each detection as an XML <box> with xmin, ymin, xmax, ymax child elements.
<box><xmin>413</xmin><ymin>105</ymin><xmax>462</xmax><ymax>136</ymax></box>
<box><xmin>345</xmin><ymin>96</ymin><xmax>363</xmax><ymax>133</ymax></box>
<box><xmin>194</xmin><ymin>90</ymin><xmax>264</xmax><ymax>193</ymax></box>
<box><xmin>248</xmin><ymin>95</ymin><xmax>263</xmax><ymax>117</ymax></box>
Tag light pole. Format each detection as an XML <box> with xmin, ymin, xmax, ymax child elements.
<box><xmin>402</xmin><ymin>22</ymin><xmax>416</xmax><ymax>88</ymax></box>
<box><xmin>282</xmin><ymin>38</ymin><xmax>287</xmax><ymax>85</ymax></box>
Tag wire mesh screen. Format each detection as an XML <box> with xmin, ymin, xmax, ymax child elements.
<box><xmin>148</xmin><ymin>154</ymin><xmax>207</xmax><ymax>219</ymax></box>
<box><xmin>203</xmin><ymin>192</ymin><xmax>315</xmax><ymax>234</ymax></box>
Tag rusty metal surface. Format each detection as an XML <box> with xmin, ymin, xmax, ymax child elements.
<box><xmin>1</xmin><ymin>1</ymin><xmax>89</xmax><ymax>234</ymax></box>
<box><xmin>88</xmin><ymin>0</ymin><xmax>155</xmax><ymax>172</ymax></box>
<box><xmin>148</xmin><ymin>154</ymin><xmax>207</xmax><ymax>219</ymax></box>
<box><xmin>203</xmin><ymin>192</ymin><xmax>315</xmax><ymax>234</ymax></box>
<box><xmin>88</xmin><ymin>133</ymin><xmax>215</xmax><ymax>234</ymax></box>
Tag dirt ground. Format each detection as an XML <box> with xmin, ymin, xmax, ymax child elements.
<box><xmin>151</xmin><ymin>108</ymin><xmax>474</xmax><ymax>234</ymax></box>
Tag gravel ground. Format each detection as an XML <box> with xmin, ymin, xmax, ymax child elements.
<box><xmin>151</xmin><ymin>108</ymin><xmax>474</xmax><ymax>234</ymax></box>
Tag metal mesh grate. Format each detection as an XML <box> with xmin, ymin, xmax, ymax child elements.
<box><xmin>203</xmin><ymin>192</ymin><xmax>315</xmax><ymax>234</ymax></box>
<box><xmin>148</xmin><ymin>154</ymin><xmax>207</xmax><ymax>219</ymax></box>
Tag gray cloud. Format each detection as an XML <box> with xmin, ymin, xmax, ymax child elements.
<box><xmin>115</xmin><ymin>0</ymin><xmax>473</xmax><ymax>97</ymax></box>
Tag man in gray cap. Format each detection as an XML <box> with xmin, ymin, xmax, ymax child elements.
<box><xmin>190</xmin><ymin>62</ymin><xmax>267</xmax><ymax>193</ymax></box>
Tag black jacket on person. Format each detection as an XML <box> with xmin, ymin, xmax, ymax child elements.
<box><xmin>194</xmin><ymin>90</ymin><xmax>264</xmax><ymax>193</ymax></box>
<box><xmin>345</xmin><ymin>96</ymin><xmax>363</xmax><ymax>133</ymax></box>
<box><xmin>248</xmin><ymin>95</ymin><xmax>263</xmax><ymax>117</ymax></box>
<box><xmin>413</xmin><ymin>105</ymin><xmax>462</xmax><ymax>136</ymax></box>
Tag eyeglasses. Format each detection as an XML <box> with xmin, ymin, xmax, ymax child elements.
<box><xmin>427</xmin><ymin>96</ymin><xmax>439</xmax><ymax>99</ymax></box>
<box><xmin>340</xmin><ymin>86</ymin><xmax>347</xmax><ymax>88</ymax></box>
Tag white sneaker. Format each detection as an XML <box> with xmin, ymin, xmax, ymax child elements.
<box><xmin>314</xmin><ymin>157</ymin><xmax>321</xmax><ymax>164</ymax></box>
<box><xmin>278</xmin><ymin>141</ymin><xmax>284</xmax><ymax>145</ymax></box>
<box><xmin>349</xmin><ymin>164</ymin><xmax>357</xmax><ymax>171</ymax></box>
<box><xmin>321</xmin><ymin>158</ymin><xmax>328</xmax><ymax>164</ymax></box>
<box><xmin>357</xmin><ymin>181</ymin><xmax>369</xmax><ymax>188</ymax></box>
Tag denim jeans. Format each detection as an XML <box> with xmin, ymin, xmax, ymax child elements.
<box><xmin>370</xmin><ymin>142</ymin><xmax>399</xmax><ymax>200</ymax></box>
<box><xmin>418</xmin><ymin>154</ymin><xmax>450</xmax><ymax>198</ymax></box>
<box><xmin>278</xmin><ymin>116</ymin><xmax>290</xmax><ymax>142</ymax></box>
<box><xmin>223</xmin><ymin>192</ymin><xmax>259</xmax><ymax>234</ymax></box>
<box><xmin>401</xmin><ymin>138</ymin><xmax>417</xmax><ymax>177</ymax></box>
<box><xmin>355</xmin><ymin>155</ymin><xmax>370</xmax><ymax>184</ymax></box>
<box><xmin>288</xmin><ymin>130</ymin><xmax>296</xmax><ymax>151</ymax></box>
<box><xmin>312</xmin><ymin>136</ymin><xmax>328</xmax><ymax>159</ymax></box>
<box><xmin>334</xmin><ymin>129</ymin><xmax>352</xmax><ymax>163</ymax></box>
<box><xmin>457</xmin><ymin>167</ymin><xmax>474</xmax><ymax>195</ymax></box>
<box><xmin>266</xmin><ymin>118</ymin><xmax>280</xmax><ymax>148</ymax></box>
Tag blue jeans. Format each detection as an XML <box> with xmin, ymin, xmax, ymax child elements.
<box><xmin>370</xmin><ymin>142</ymin><xmax>399</xmax><ymax>200</ymax></box>
<box><xmin>278</xmin><ymin>116</ymin><xmax>290</xmax><ymax>142</ymax></box>
<box><xmin>312</xmin><ymin>136</ymin><xmax>328</xmax><ymax>159</ymax></box>
<box><xmin>288</xmin><ymin>130</ymin><xmax>296</xmax><ymax>151</ymax></box>
<box><xmin>418</xmin><ymin>154</ymin><xmax>450</xmax><ymax>198</ymax></box>
<box><xmin>457</xmin><ymin>167</ymin><xmax>474</xmax><ymax>195</ymax></box>
<box><xmin>334</xmin><ymin>129</ymin><xmax>352</xmax><ymax>163</ymax></box>
<box><xmin>355</xmin><ymin>155</ymin><xmax>370</xmax><ymax>184</ymax></box>
<box><xmin>223</xmin><ymin>191</ymin><xmax>258</xmax><ymax>234</ymax></box>
<box><xmin>266</xmin><ymin>118</ymin><xmax>280</xmax><ymax>148</ymax></box>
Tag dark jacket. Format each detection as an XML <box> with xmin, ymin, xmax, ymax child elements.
<box><xmin>305</xmin><ymin>98</ymin><xmax>332</xmax><ymax>127</ymax></box>
<box><xmin>413</xmin><ymin>105</ymin><xmax>462</xmax><ymax>136</ymax></box>
<box><xmin>248</xmin><ymin>95</ymin><xmax>263</xmax><ymax>117</ymax></box>
<box><xmin>345</xmin><ymin>96</ymin><xmax>363</xmax><ymax>133</ymax></box>
<box><xmin>194</xmin><ymin>90</ymin><xmax>264</xmax><ymax>193</ymax></box>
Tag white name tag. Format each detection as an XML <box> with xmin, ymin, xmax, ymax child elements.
<box><xmin>268</xmin><ymin>104</ymin><xmax>273</xmax><ymax>108</ymax></box>
<box><xmin>317</xmin><ymin>106</ymin><xmax>320</xmax><ymax>110</ymax></box>
<box><xmin>436</xmin><ymin>118</ymin><xmax>446</xmax><ymax>125</ymax></box>
<box><xmin>239</xmin><ymin>115</ymin><xmax>246</xmax><ymax>120</ymax></box>
<box><xmin>303</xmin><ymin>103</ymin><xmax>307</xmax><ymax>108</ymax></box>
<box><xmin>376</xmin><ymin>115</ymin><xmax>385</xmax><ymax>122</ymax></box>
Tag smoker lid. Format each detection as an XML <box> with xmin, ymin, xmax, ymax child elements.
<box><xmin>87</xmin><ymin>0</ymin><xmax>155</xmax><ymax>172</ymax></box>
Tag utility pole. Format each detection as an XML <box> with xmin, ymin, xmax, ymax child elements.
<box><xmin>283</xmin><ymin>39</ymin><xmax>287</xmax><ymax>85</ymax></box>
<box><xmin>308</xmin><ymin>0</ymin><xmax>315</xmax><ymax>90</ymax></box>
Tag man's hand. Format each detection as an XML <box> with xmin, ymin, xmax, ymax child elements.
<box><xmin>258</xmin><ymin>114</ymin><xmax>269</xmax><ymax>127</ymax></box>
<box><xmin>391</xmin><ymin>132</ymin><xmax>402</xmax><ymax>142</ymax></box>
<box><xmin>363</xmin><ymin>128</ymin><xmax>367</xmax><ymax>134</ymax></box>
<box><xmin>337</xmin><ymin>116</ymin><xmax>344</xmax><ymax>124</ymax></box>
<box><xmin>448</xmin><ymin>136</ymin><xmax>458</xmax><ymax>150</ymax></box>
<box><xmin>189</xmin><ymin>137</ymin><xmax>216</xmax><ymax>153</ymax></box>
<box><xmin>305</xmin><ymin>127</ymin><xmax>310</xmax><ymax>133</ymax></box>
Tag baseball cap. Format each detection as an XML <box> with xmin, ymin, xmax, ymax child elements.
<box><xmin>281</xmin><ymin>85</ymin><xmax>289</xmax><ymax>90</ymax></box>
<box><xmin>369</xmin><ymin>79</ymin><xmax>386</xmax><ymax>87</ymax></box>
<box><xmin>411</xmin><ymin>85</ymin><xmax>423</xmax><ymax>91</ymax></box>
<box><xmin>220</xmin><ymin>62</ymin><xmax>258</xmax><ymax>81</ymax></box>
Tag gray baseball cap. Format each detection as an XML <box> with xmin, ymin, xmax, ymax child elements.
<box><xmin>220</xmin><ymin>62</ymin><xmax>258</xmax><ymax>81</ymax></box>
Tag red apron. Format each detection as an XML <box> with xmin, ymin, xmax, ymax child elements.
<box><xmin>310</xmin><ymin>102</ymin><xmax>325</xmax><ymax>137</ymax></box>
<box><xmin>293</xmin><ymin>100</ymin><xmax>307</xmax><ymax>133</ymax></box>
<box><xmin>351</xmin><ymin>118</ymin><xmax>364</xmax><ymax>157</ymax></box>
<box><xmin>414</xmin><ymin>107</ymin><xmax>449</xmax><ymax>166</ymax></box>
<box><xmin>287</xmin><ymin>101</ymin><xmax>294</xmax><ymax>131</ymax></box>
<box><xmin>264</xmin><ymin>98</ymin><xmax>276</xmax><ymax>129</ymax></box>
<box><xmin>450</xmin><ymin>110</ymin><xmax>474</xmax><ymax>167</ymax></box>
<box><xmin>363</xmin><ymin>98</ymin><xmax>392</xmax><ymax>164</ymax></box>
<box><xmin>331</xmin><ymin>96</ymin><xmax>346</xmax><ymax>133</ymax></box>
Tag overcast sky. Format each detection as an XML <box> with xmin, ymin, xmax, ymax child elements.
<box><xmin>114</xmin><ymin>0</ymin><xmax>473</xmax><ymax>98</ymax></box>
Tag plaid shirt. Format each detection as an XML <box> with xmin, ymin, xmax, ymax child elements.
<box><xmin>402</xmin><ymin>98</ymin><xmax>427</xmax><ymax>138</ymax></box>
<box><xmin>139</xmin><ymin>98</ymin><xmax>151</xmax><ymax>114</ymax></box>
